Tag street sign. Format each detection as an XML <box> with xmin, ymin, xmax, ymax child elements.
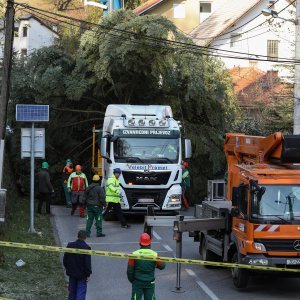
<box><xmin>21</xmin><ymin>128</ymin><xmax>45</xmax><ymax>159</ymax></box>
<box><xmin>16</xmin><ymin>104</ymin><xmax>49</xmax><ymax>122</ymax></box>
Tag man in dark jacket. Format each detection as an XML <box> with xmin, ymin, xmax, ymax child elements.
<box><xmin>83</xmin><ymin>175</ymin><xmax>106</xmax><ymax>237</ymax></box>
<box><xmin>127</xmin><ymin>233</ymin><xmax>166</xmax><ymax>300</ymax></box>
<box><xmin>37</xmin><ymin>161</ymin><xmax>54</xmax><ymax>215</ymax></box>
<box><xmin>63</xmin><ymin>230</ymin><xmax>92</xmax><ymax>300</ymax></box>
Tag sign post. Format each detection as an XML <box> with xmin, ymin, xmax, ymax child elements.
<box><xmin>16</xmin><ymin>104</ymin><xmax>49</xmax><ymax>233</ymax></box>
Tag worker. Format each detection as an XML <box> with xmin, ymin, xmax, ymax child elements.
<box><xmin>165</xmin><ymin>144</ymin><xmax>177</xmax><ymax>160</ymax></box>
<box><xmin>104</xmin><ymin>168</ymin><xmax>130</xmax><ymax>228</ymax></box>
<box><xmin>181</xmin><ymin>161</ymin><xmax>190</xmax><ymax>209</ymax></box>
<box><xmin>37</xmin><ymin>161</ymin><xmax>54</xmax><ymax>215</ymax></box>
<box><xmin>62</xmin><ymin>159</ymin><xmax>73</xmax><ymax>208</ymax></box>
<box><xmin>68</xmin><ymin>165</ymin><xmax>88</xmax><ymax>218</ymax></box>
<box><xmin>84</xmin><ymin>174</ymin><xmax>106</xmax><ymax>238</ymax></box>
<box><xmin>127</xmin><ymin>233</ymin><xmax>166</xmax><ymax>300</ymax></box>
<box><xmin>63</xmin><ymin>230</ymin><xmax>92</xmax><ymax>300</ymax></box>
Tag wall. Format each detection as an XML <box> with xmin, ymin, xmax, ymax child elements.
<box><xmin>14</xmin><ymin>18</ymin><xmax>58</xmax><ymax>55</ymax></box>
<box><xmin>149</xmin><ymin>0</ymin><xmax>223</xmax><ymax>33</ymax></box>
<box><xmin>209</xmin><ymin>0</ymin><xmax>295</xmax><ymax>79</ymax></box>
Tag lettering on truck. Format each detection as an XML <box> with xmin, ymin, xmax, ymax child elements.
<box><xmin>127</xmin><ymin>164</ymin><xmax>168</xmax><ymax>170</ymax></box>
<box><xmin>122</xmin><ymin>130</ymin><xmax>171</xmax><ymax>135</ymax></box>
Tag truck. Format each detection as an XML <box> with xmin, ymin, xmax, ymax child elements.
<box><xmin>92</xmin><ymin>104</ymin><xmax>192</xmax><ymax>214</ymax></box>
<box><xmin>191</xmin><ymin>132</ymin><xmax>300</xmax><ymax>288</ymax></box>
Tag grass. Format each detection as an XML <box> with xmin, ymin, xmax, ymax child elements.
<box><xmin>0</xmin><ymin>196</ymin><xmax>68</xmax><ymax>300</ymax></box>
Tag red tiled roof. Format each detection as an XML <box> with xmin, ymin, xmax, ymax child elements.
<box><xmin>133</xmin><ymin>0</ymin><xmax>164</xmax><ymax>15</ymax></box>
<box><xmin>229</xmin><ymin>67</ymin><xmax>291</xmax><ymax>108</ymax></box>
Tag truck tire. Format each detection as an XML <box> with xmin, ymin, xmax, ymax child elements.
<box><xmin>231</xmin><ymin>252</ymin><xmax>249</xmax><ymax>289</ymax></box>
<box><xmin>200</xmin><ymin>236</ymin><xmax>218</xmax><ymax>268</ymax></box>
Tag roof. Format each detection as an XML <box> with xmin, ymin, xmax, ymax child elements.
<box><xmin>190</xmin><ymin>0</ymin><xmax>262</xmax><ymax>46</ymax></box>
<box><xmin>18</xmin><ymin>14</ymin><xmax>58</xmax><ymax>36</ymax></box>
<box><xmin>133</xmin><ymin>0</ymin><xmax>165</xmax><ymax>15</ymax></box>
<box><xmin>229</xmin><ymin>67</ymin><xmax>291</xmax><ymax>108</ymax></box>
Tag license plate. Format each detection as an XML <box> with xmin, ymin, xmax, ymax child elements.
<box><xmin>287</xmin><ymin>259</ymin><xmax>300</xmax><ymax>265</ymax></box>
<box><xmin>138</xmin><ymin>198</ymin><xmax>154</xmax><ymax>203</ymax></box>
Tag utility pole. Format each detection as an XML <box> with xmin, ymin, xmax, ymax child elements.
<box><xmin>294</xmin><ymin>0</ymin><xmax>300</xmax><ymax>134</ymax></box>
<box><xmin>109</xmin><ymin>0</ymin><xmax>114</xmax><ymax>12</ymax></box>
<box><xmin>0</xmin><ymin>0</ymin><xmax>15</xmax><ymax>140</ymax></box>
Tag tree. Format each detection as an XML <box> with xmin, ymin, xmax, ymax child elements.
<box><xmin>9</xmin><ymin>11</ymin><xmax>239</xmax><ymax>202</ymax></box>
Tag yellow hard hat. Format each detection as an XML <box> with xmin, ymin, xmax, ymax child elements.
<box><xmin>92</xmin><ymin>174</ymin><xmax>100</xmax><ymax>182</ymax></box>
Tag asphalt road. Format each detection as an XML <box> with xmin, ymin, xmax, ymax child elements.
<box><xmin>52</xmin><ymin>206</ymin><xmax>300</xmax><ymax>300</ymax></box>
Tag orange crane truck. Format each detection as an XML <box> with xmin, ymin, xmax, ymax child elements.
<box><xmin>190</xmin><ymin>132</ymin><xmax>300</xmax><ymax>288</ymax></box>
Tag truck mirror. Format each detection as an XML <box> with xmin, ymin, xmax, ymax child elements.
<box><xmin>232</xmin><ymin>187</ymin><xmax>239</xmax><ymax>206</ymax></box>
<box><xmin>184</xmin><ymin>139</ymin><xmax>192</xmax><ymax>159</ymax></box>
<box><xmin>100</xmin><ymin>137</ymin><xmax>111</xmax><ymax>163</ymax></box>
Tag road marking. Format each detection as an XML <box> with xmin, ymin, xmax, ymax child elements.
<box><xmin>186</xmin><ymin>269</ymin><xmax>219</xmax><ymax>300</ymax></box>
<box><xmin>152</xmin><ymin>230</ymin><xmax>162</xmax><ymax>241</ymax></box>
<box><xmin>162</xmin><ymin>244</ymin><xmax>174</xmax><ymax>252</ymax></box>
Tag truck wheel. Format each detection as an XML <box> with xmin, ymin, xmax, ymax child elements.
<box><xmin>200</xmin><ymin>236</ymin><xmax>218</xmax><ymax>268</ymax></box>
<box><xmin>231</xmin><ymin>252</ymin><xmax>249</xmax><ymax>288</ymax></box>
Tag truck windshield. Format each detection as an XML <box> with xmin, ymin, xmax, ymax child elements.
<box><xmin>114</xmin><ymin>138</ymin><xmax>179</xmax><ymax>164</ymax></box>
<box><xmin>251</xmin><ymin>184</ymin><xmax>300</xmax><ymax>221</ymax></box>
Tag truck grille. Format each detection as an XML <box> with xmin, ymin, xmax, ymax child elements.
<box><xmin>255</xmin><ymin>239</ymin><xmax>300</xmax><ymax>252</ymax></box>
<box><xmin>124</xmin><ymin>188</ymin><xmax>168</xmax><ymax>209</ymax></box>
<box><xmin>122</xmin><ymin>171</ymin><xmax>171</xmax><ymax>185</ymax></box>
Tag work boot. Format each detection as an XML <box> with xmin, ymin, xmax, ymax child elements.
<box><xmin>97</xmin><ymin>233</ymin><xmax>106</xmax><ymax>237</ymax></box>
<box><xmin>71</xmin><ymin>204</ymin><xmax>76</xmax><ymax>216</ymax></box>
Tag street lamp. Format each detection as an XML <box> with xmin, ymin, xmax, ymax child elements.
<box><xmin>262</xmin><ymin>6</ymin><xmax>300</xmax><ymax>134</ymax></box>
<box><xmin>261</xmin><ymin>8</ymin><xmax>298</xmax><ymax>24</ymax></box>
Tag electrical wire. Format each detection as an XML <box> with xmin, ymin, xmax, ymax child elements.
<box><xmin>16</xmin><ymin>2</ymin><xmax>300</xmax><ymax>64</ymax></box>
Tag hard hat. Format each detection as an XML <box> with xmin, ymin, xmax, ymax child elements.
<box><xmin>93</xmin><ymin>174</ymin><xmax>100</xmax><ymax>182</ymax></box>
<box><xmin>113</xmin><ymin>168</ymin><xmax>122</xmax><ymax>174</ymax></box>
<box><xmin>139</xmin><ymin>233</ymin><xmax>151</xmax><ymax>246</ymax></box>
<box><xmin>66</xmin><ymin>159</ymin><xmax>71</xmax><ymax>163</ymax></box>
<box><xmin>42</xmin><ymin>162</ymin><xmax>49</xmax><ymax>168</ymax></box>
<box><xmin>183</xmin><ymin>161</ymin><xmax>189</xmax><ymax>168</ymax></box>
<box><xmin>75</xmin><ymin>165</ymin><xmax>82</xmax><ymax>171</ymax></box>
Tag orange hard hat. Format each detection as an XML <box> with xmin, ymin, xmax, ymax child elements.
<box><xmin>139</xmin><ymin>233</ymin><xmax>151</xmax><ymax>246</ymax></box>
<box><xmin>183</xmin><ymin>161</ymin><xmax>189</xmax><ymax>168</ymax></box>
<box><xmin>75</xmin><ymin>165</ymin><xmax>82</xmax><ymax>171</ymax></box>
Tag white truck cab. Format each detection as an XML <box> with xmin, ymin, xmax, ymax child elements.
<box><xmin>100</xmin><ymin>105</ymin><xmax>192</xmax><ymax>213</ymax></box>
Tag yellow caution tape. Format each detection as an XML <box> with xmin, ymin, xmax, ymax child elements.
<box><xmin>1</xmin><ymin>240</ymin><xmax>300</xmax><ymax>273</ymax></box>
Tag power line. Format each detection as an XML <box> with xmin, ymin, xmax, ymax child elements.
<box><xmin>188</xmin><ymin>0</ymin><xmax>295</xmax><ymax>42</ymax></box>
<box><xmin>17</xmin><ymin>3</ymin><xmax>300</xmax><ymax>64</ymax></box>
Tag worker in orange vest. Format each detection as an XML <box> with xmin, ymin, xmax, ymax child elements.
<box><xmin>68</xmin><ymin>165</ymin><xmax>89</xmax><ymax>217</ymax></box>
<box><xmin>62</xmin><ymin>159</ymin><xmax>73</xmax><ymax>208</ymax></box>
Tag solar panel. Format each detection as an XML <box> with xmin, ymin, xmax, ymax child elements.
<box><xmin>16</xmin><ymin>104</ymin><xmax>49</xmax><ymax>122</ymax></box>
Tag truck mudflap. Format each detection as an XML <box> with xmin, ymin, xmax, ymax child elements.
<box><xmin>241</xmin><ymin>254</ymin><xmax>300</xmax><ymax>271</ymax></box>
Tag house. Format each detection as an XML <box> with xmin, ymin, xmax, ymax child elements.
<box><xmin>134</xmin><ymin>0</ymin><xmax>225</xmax><ymax>33</ymax></box>
<box><xmin>230</xmin><ymin>67</ymin><xmax>292</xmax><ymax>113</ymax></box>
<box><xmin>189</xmin><ymin>0</ymin><xmax>295</xmax><ymax>78</ymax></box>
<box><xmin>0</xmin><ymin>14</ymin><xmax>58</xmax><ymax>58</ymax></box>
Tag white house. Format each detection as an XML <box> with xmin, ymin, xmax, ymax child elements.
<box><xmin>0</xmin><ymin>14</ymin><xmax>58</xmax><ymax>58</ymax></box>
<box><xmin>189</xmin><ymin>0</ymin><xmax>295</xmax><ymax>79</ymax></box>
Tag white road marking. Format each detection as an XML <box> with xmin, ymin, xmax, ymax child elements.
<box><xmin>162</xmin><ymin>244</ymin><xmax>174</xmax><ymax>252</ymax></box>
<box><xmin>186</xmin><ymin>269</ymin><xmax>219</xmax><ymax>300</ymax></box>
<box><xmin>152</xmin><ymin>230</ymin><xmax>162</xmax><ymax>241</ymax></box>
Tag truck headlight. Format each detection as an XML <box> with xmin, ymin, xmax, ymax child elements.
<box><xmin>253</xmin><ymin>242</ymin><xmax>266</xmax><ymax>252</ymax></box>
<box><xmin>169</xmin><ymin>194</ymin><xmax>181</xmax><ymax>202</ymax></box>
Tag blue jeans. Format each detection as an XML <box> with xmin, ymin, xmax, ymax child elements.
<box><xmin>68</xmin><ymin>277</ymin><xmax>87</xmax><ymax>300</ymax></box>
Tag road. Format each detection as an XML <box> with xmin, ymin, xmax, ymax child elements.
<box><xmin>52</xmin><ymin>206</ymin><xmax>300</xmax><ymax>300</ymax></box>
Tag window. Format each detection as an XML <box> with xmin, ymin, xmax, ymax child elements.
<box><xmin>14</xmin><ymin>27</ymin><xmax>19</xmax><ymax>37</ymax></box>
<box><xmin>267</xmin><ymin>40</ymin><xmax>279</xmax><ymax>61</ymax></box>
<box><xmin>230</xmin><ymin>33</ymin><xmax>242</xmax><ymax>48</ymax></box>
<box><xmin>22</xmin><ymin>26</ymin><xmax>28</xmax><ymax>37</ymax></box>
<box><xmin>21</xmin><ymin>48</ymin><xmax>27</xmax><ymax>57</ymax></box>
<box><xmin>200</xmin><ymin>2</ymin><xmax>212</xmax><ymax>23</ymax></box>
<box><xmin>173</xmin><ymin>3</ymin><xmax>185</xmax><ymax>19</ymax></box>
<box><xmin>238</xmin><ymin>185</ymin><xmax>248</xmax><ymax>215</ymax></box>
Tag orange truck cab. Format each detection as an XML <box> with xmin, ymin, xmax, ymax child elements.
<box><xmin>224</xmin><ymin>132</ymin><xmax>300</xmax><ymax>287</ymax></box>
